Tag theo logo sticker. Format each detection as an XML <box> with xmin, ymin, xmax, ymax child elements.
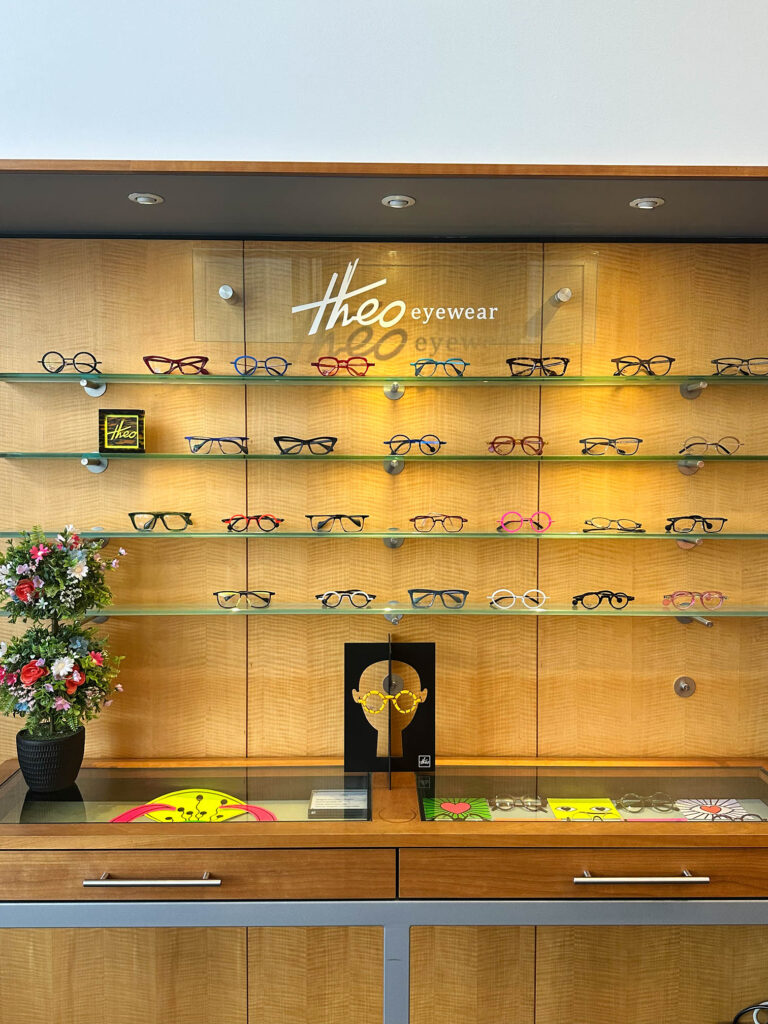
<box><xmin>418</xmin><ymin>754</ymin><xmax>432</xmax><ymax>768</ymax></box>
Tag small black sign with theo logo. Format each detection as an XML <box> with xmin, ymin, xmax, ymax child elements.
<box><xmin>99</xmin><ymin>409</ymin><xmax>145</xmax><ymax>453</ymax></box>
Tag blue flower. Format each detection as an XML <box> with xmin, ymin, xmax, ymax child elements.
<box><xmin>69</xmin><ymin>636</ymin><xmax>88</xmax><ymax>654</ymax></box>
<box><xmin>15</xmin><ymin>701</ymin><xmax>29</xmax><ymax>712</ymax></box>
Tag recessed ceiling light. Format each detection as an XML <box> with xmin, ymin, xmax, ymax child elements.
<box><xmin>128</xmin><ymin>192</ymin><xmax>164</xmax><ymax>206</ymax></box>
<box><xmin>629</xmin><ymin>197</ymin><xmax>665</xmax><ymax>210</ymax></box>
<box><xmin>381</xmin><ymin>195</ymin><xmax>415</xmax><ymax>209</ymax></box>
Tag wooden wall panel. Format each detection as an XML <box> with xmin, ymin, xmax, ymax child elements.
<box><xmin>0</xmin><ymin>927</ymin><xmax>246</xmax><ymax>1024</ymax></box>
<box><xmin>0</xmin><ymin>239</ymin><xmax>766</xmax><ymax>760</ymax></box>
<box><xmin>248</xmin><ymin>927</ymin><xmax>381</xmax><ymax>1024</ymax></box>
<box><xmin>536</xmin><ymin>925</ymin><xmax>768</xmax><ymax>1024</ymax></box>
<box><xmin>411</xmin><ymin>926</ymin><xmax>535</xmax><ymax>1024</ymax></box>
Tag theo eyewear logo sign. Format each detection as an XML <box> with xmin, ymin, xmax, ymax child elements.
<box><xmin>291</xmin><ymin>258</ymin><xmax>498</xmax><ymax>335</ymax></box>
<box><xmin>99</xmin><ymin>409</ymin><xmax>145</xmax><ymax>454</ymax></box>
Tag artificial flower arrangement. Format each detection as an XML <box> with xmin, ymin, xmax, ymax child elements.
<box><xmin>0</xmin><ymin>527</ymin><xmax>125</xmax><ymax>790</ymax></box>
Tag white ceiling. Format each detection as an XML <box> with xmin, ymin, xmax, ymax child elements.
<box><xmin>0</xmin><ymin>0</ymin><xmax>767</xmax><ymax>164</ymax></box>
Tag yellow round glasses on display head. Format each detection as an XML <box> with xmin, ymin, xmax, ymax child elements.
<box><xmin>354</xmin><ymin>689</ymin><xmax>424</xmax><ymax>714</ymax></box>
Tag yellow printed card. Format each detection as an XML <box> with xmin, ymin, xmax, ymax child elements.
<box><xmin>548</xmin><ymin>798</ymin><xmax>622</xmax><ymax>821</ymax></box>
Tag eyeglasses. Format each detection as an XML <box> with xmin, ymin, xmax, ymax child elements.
<box><xmin>487</xmin><ymin>435</ymin><xmax>546</xmax><ymax>456</ymax></box>
<box><xmin>662</xmin><ymin>590</ymin><xmax>728</xmax><ymax>610</ymax></box>
<box><xmin>572</xmin><ymin>590</ymin><xmax>635</xmax><ymax>610</ymax></box>
<box><xmin>711</xmin><ymin>357</ymin><xmax>768</xmax><ymax>376</ymax></box>
<box><xmin>185</xmin><ymin>435</ymin><xmax>249</xmax><ymax>454</ymax></box>
<box><xmin>306</xmin><ymin>515</ymin><xmax>369</xmax><ymax>533</ymax></box>
<box><xmin>487</xmin><ymin>588</ymin><xmax>548</xmax><ymax>610</ymax></box>
<box><xmin>221</xmin><ymin>514</ymin><xmax>284</xmax><ymax>533</ymax></box>
<box><xmin>506</xmin><ymin>356</ymin><xmax>570</xmax><ymax>377</ymax></box>
<box><xmin>498</xmin><ymin>511</ymin><xmax>552</xmax><ymax>533</ymax></box>
<box><xmin>310</xmin><ymin>356</ymin><xmax>375</xmax><ymax>377</ymax></box>
<box><xmin>664</xmin><ymin>515</ymin><xmax>728</xmax><ymax>534</ymax></box>
<box><xmin>408</xmin><ymin>588</ymin><xmax>468</xmax><ymax>609</ymax></box>
<box><xmin>128</xmin><ymin>512</ymin><xmax>193</xmax><ymax>532</ymax></box>
<box><xmin>384</xmin><ymin>434</ymin><xmax>446</xmax><ymax>455</ymax></box>
<box><xmin>611</xmin><ymin>355</ymin><xmax>676</xmax><ymax>376</ymax></box>
<box><xmin>679</xmin><ymin>435</ymin><xmax>742</xmax><ymax>455</ymax></box>
<box><xmin>411</xmin><ymin>358</ymin><xmax>469</xmax><ymax>377</ymax></box>
<box><xmin>39</xmin><ymin>350</ymin><xmax>101</xmax><ymax>374</ymax></box>
<box><xmin>409</xmin><ymin>515</ymin><xmax>467</xmax><ymax>533</ymax></box>
<box><xmin>274</xmin><ymin>436</ymin><xmax>338</xmax><ymax>455</ymax></box>
<box><xmin>490</xmin><ymin>795</ymin><xmax>546</xmax><ymax>813</ymax></box>
<box><xmin>231</xmin><ymin>355</ymin><xmax>291</xmax><ymax>377</ymax></box>
<box><xmin>583</xmin><ymin>517</ymin><xmax>645</xmax><ymax>533</ymax></box>
<box><xmin>315</xmin><ymin>590</ymin><xmax>376</xmax><ymax>608</ymax></box>
<box><xmin>213</xmin><ymin>590</ymin><xmax>274</xmax><ymax>608</ymax></box>
<box><xmin>616</xmin><ymin>792</ymin><xmax>679</xmax><ymax>813</ymax></box>
<box><xmin>580</xmin><ymin>437</ymin><xmax>643</xmax><ymax>456</ymax></box>
<box><xmin>143</xmin><ymin>355</ymin><xmax>211</xmax><ymax>375</ymax></box>
<box><xmin>354</xmin><ymin>690</ymin><xmax>424</xmax><ymax>714</ymax></box>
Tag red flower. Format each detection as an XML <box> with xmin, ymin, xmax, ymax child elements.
<box><xmin>69</xmin><ymin>535</ymin><xmax>80</xmax><ymax>548</ymax></box>
<box><xmin>89</xmin><ymin>651</ymin><xmax>104</xmax><ymax>666</ymax></box>
<box><xmin>14</xmin><ymin>579</ymin><xmax>36</xmax><ymax>603</ymax></box>
<box><xmin>20</xmin><ymin>661</ymin><xmax>48</xmax><ymax>687</ymax></box>
<box><xmin>64</xmin><ymin>666</ymin><xmax>84</xmax><ymax>695</ymax></box>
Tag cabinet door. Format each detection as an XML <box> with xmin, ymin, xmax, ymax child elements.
<box><xmin>0</xmin><ymin>927</ymin><xmax>246</xmax><ymax>1024</ymax></box>
<box><xmin>536</xmin><ymin>925</ymin><xmax>768</xmax><ymax>1024</ymax></box>
<box><xmin>410</xmin><ymin>926</ymin><xmax>534</xmax><ymax>1024</ymax></box>
<box><xmin>248</xmin><ymin>927</ymin><xmax>382</xmax><ymax>1024</ymax></box>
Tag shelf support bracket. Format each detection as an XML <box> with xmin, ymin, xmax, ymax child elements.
<box><xmin>79</xmin><ymin>378</ymin><xmax>107</xmax><ymax>398</ymax></box>
<box><xmin>675</xmin><ymin>537</ymin><xmax>703</xmax><ymax>551</ymax></box>
<box><xmin>383</xmin><ymin>381</ymin><xmax>405</xmax><ymax>401</ymax></box>
<box><xmin>383</xmin><ymin>530</ymin><xmax>405</xmax><ymax>549</ymax></box>
<box><xmin>679</xmin><ymin>380</ymin><xmax>708</xmax><ymax>400</ymax></box>
<box><xmin>677</xmin><ymin>458</ymin><xmax>704</xmax><ymax>476</ymax></box>
<box><xmin>80</xmin><ymin>456</ymin><xmax>108</xmax><ymax>475</ymax></box>
<box><xmin>674</xmin><ymin>614</ymin><xmax>714</xmax><ymax>628</ymax></box>
<box><xmin>383</xmin><ymin>457</ymin><xmax>405</xmax><ymax>476</ymax></box>
<box><xmin>383</xmin><ymin>602</ymin><xmax>404</xmax><ymax>624</ymax></box>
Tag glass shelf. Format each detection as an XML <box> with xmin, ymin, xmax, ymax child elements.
<box><xmin>0</xmin><ymin>765</ymin><xmax>371</xmax><ymax>824</ymax></box>
<box><xmin>416</xmin><ymin>765</ymin><xmax>768</xmax><ymax>822</ymax></box>
<box><xmin>2</xmin><ymin>371</ymin><xmax>768</xmax><ymax>388</ymax></box>
<box><xmin>8</xmin><ymin>604</ymin><xmax>765</xmax><ymax>618</ymax></box>
<box><xmin>0</xmin><ymin>531</ymin><xmax>766</xmax><ymax>541</ymax></box>
<box><xmin>2</xmin><ymin>452</ymin><xmax>767</xmax><ymax>464</ymax></box>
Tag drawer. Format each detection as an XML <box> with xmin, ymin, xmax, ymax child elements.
<box><xmin>399</xmin><ymin>848</ymin><xmax>768</xmax><ymax>899</ymax></box>
<box><xmin>0</xmin><ymin>849</ymin><xmax>396</xmax><ymax>901</ymax></box>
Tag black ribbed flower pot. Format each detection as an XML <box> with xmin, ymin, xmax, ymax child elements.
<box><xmin>16</xmin><ymin>726</ymin><xmax>85</xmax><ymax>793</ymax></box>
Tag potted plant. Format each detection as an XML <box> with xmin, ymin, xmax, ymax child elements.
<box><xmin>0</xmin><ymin>526</ymin><xmax>124</xmax><ymax>792</ymax></box>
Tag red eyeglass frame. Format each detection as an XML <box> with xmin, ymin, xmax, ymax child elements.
<box><xmin>221</xmin><ymin>514</ymin><xmax>285</xmax><ymax>533</ymax></box>
<box><xmin>143</xmin><ymin>355</ymin><xmax>211</xmax><ymax>375</ymax></box>
<box><xmin>310</xmin><ymin>356</ymin><xmax>376</xmax><ymax>377</ymax></box>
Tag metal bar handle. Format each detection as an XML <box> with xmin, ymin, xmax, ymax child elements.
<box><xmin>574</xmin><ymin>869</ymin><xmax>710</xmax><ymax>885</ymax></box>
<box><xmin>83</xmin><ymin>871</ymin><xmax>222</xmax><ymax>888</ymax></box>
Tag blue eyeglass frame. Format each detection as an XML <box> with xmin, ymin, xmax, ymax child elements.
<box><xmin>410</xmin><ymin>358</ymin><xmax>470</xmax><ymax>377</ymax></box>
<box><xmin>231</xmin><ymin>355</ymin><xmax>292</xmax><ymax>377</ymax></box>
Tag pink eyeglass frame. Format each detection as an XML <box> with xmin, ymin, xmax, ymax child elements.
<box><xmin>662</xmin><ymin>590</ymin><xmax>728</xmax><ymax>610</ymax></box>
<box><xmin>498</xmin><ymin>510</ymin><xmax>552</xmax><ymax>533</ymax></box>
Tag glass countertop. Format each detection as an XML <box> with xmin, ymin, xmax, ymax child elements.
<box><xmin>0</xmin><ymin>766</ymin><xmax>371</xmax><ymax>824</ymax></box>
<box><xmin>416</xmin><ymin>766</ymin><xmax>768</xmax><ymax>822</ymax></box>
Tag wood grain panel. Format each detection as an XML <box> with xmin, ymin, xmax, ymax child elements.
<box><xmin>248</xmin><ymin>927</ymin><xmax>382</xmax><ymax>1024</ymax></box>
<box><xmin>400</xmin><ymin>847</ymin><xmax>768</xmax><ymax>899</ymax></box>
<box><xmin>410</xmin><ymin>926</ymin><xmax>534</xmax><ymax>1024</ymax></box>
<box><xmin>536</xmin><ymin>925</ymin><xmax>768</xmax><ymax>1024</ymax></box>
<box><xmin>0</xmin><ymin>927</ymin><xmax>246</xmax><ymax>1024</ymax></box>
<box><xmin>0</xmin><ymin>849</ymin><xmax>395</xmax><ymax>900</ymax></box>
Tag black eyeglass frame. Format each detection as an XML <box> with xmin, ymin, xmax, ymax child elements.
<box><xmin>572</xmin><ymin>590</ymin><xmax>635</xmax><ymax>610</ymax></box>
<box><xmin>305</xmin><ymin>515</ymin><xmax>369</xmax><ymax>533</ymax></box>
<box><xmin>408</xmin><ymin>588</ymin><xmax>469</xmax><ymax>609</ymax></box>
<box><xmin>128</xmin><ymin>512</ymin><xmax>193</xmax><ymax>532</ymax></box>
<box><xmin>274</xmin><ymin>436</ymin><xmax>338</xmax><ymax>455</ymax></box>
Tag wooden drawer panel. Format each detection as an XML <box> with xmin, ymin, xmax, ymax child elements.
<box><xmin>0</xmin><ymin>849</ymin><xmax>395</xmax><ymax>901</ymax></box>
<box><xmin>399</xmin><ymin>848</ymin><xmax>768</xmax><ymax>899</ymax></box>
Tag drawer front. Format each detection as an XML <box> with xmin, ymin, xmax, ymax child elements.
<box><xmin>0</xmin><ymin>849</ymin><xmax>396</xmax><ymax>901</ymax></box>
<box><xmin>399</xmin><ymin>848</ymin><xmax>768</xmax><ymax>899</ymax></box>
